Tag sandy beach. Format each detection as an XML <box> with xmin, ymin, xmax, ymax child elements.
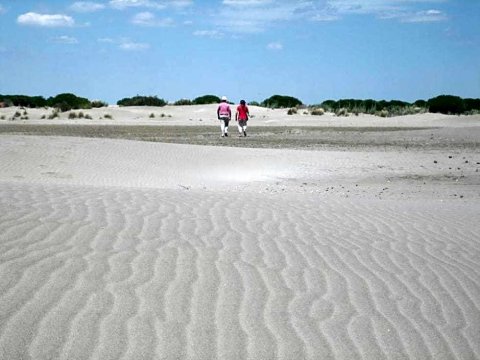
<box><xmin>1</xmin><ymin>106</ymin><xmax>479</xmax><ymax>359</ymax></box>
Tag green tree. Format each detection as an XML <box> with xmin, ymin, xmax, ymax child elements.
<box><xmin>262</xmin><ymin>95</ymin><xmax>302</xmax><ymax>108</ymax></box>
<box><xmin>427</xmin><ymin>95</ymin><xmax>465</xmax><ymax>114</ymax></box>
<box><xmin>192</xmin><ymin>95</ymin><xmax>221</xmax><ymax>105</ymax></box>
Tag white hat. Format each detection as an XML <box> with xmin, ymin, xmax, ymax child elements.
<box><xmin>221</xmin><ymin>96</ymin><xmax>227</xmax><ymax>101</ymax></box>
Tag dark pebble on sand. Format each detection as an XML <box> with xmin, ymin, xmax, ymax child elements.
<box><xmin>434</xmin><ymin>160</ymin><xmax>438</xmax><ymax>164</ymax></box>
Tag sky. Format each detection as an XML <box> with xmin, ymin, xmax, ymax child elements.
<box><xmin>0</xmin><ymin>0</ymin><xmax>479</xmax><ymax>105</ymax></box>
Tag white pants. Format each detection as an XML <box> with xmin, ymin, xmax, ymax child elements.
<box><xmin>219</xmin><ymin>117</ymin><xmax>229</xmax><ymax>135</ymax></box>
<box><xmin>237</xmin><ymin>120</ymin><xmax>247</xmax><ymax>133</ymax></box>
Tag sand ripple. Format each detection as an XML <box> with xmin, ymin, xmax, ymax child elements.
<box><xmin>1</xmin><ymin>182</ymin><xmax>479</xmax><ymax>359</ymax></box>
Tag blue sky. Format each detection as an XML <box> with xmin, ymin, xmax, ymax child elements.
<box><xmin>0</xmin><ymin>0</ymin><xmax>479</xmax><ymax>105</ymax></box>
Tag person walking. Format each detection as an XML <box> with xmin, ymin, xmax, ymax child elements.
<box><xmin>217</xmin><ymin>96</ymin><xmax>231</xmax><ymax>137</ymax></box>
<box><xmin>235</xmin><ymin>99</ymin><xmax>249</xmax><ymax>137</ymax></box>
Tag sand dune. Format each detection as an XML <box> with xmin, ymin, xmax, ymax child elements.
<box><xmin>1</xmin><ymin>128</ymin><xmax>480</xmax><ymax>359</ymax></box>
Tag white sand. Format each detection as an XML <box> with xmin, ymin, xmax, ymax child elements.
<box><xmin>1</xmin><ymin>108</ymin><xmax>480</xmax><ymax>359</ymax></box>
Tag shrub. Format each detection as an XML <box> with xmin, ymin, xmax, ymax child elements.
<box><xmin>262</xmin><ymin>95</ymin><xmax>302</xmax><ymax>109</ymax></box>
<box><xmin>48</xmin><ymin>109</ymin><xmax>60</xmax><ymax>119</ymax></box>
<box><xmin>149</xmin><ymin>113</ymin><xmax>155</xmax><ymax>118</ymax></box>
<box><xmin>117</xmin><ymin>96</ymin><xmax>167</xmax><ymax>107</ymax></box>
<box><xmin>68</xmin><ymin>112</ymin><xmax>78</xmax><ymax>119</ymax></box>
<box><xmin>47</xmin><ymin>93</ymin><xmax>91</xmax><ymax>112</ymax></box>
<box><xmin>427</xmin><ymin>95</ymin><xmax>465</xmax><ymax>115</ymax></box>
<box><xmin>174</xmin><ymin>99</ymin><xmax>193</xmax><ymax>105</ymax></box>
<box><xmin>104</xmin><ymin>114</ymin><xmax>113</xmax><ymax>119</ymax></box>
<box><xmin>0</xmin><ymin>95</ymin><xmax>47</xmax><ymax>108</ymax></box>
<box><xmin>377</xmin><ymin>109</ymin><xmax>389</xmax><ymax>117</ymax></box>
<box><xmin>335</xmin><ymin>108</ymin><xmax>348</xmax><ymax>116</ymax></box>
<box><xmin>90</xmin><ymin>100</ymin><xmax>108</xmax><ymax>108</ymax></box>
<box><xmin>41</xmin><ymin>115</ymin><xmax>46</xmax><ymax>119</ymax></box>
<box><xmin>414</xmin><ymin>99</ymin><xmax>427</xmax><ymax>108</ymax></box>
<box><xmin>310</xmin><ymin>108</ymin><xmax>324</xmax><ymax>116</ymax></box>
<box><xmin>287</xmin><ymin>108</ymin><xmax>297</xmax><ymax>115</ymax></box>
<box><xmin>84</xmin><ymin>114</ymin><xmax>92</xmax><ymax>119</ymax></box>
<box><xmin>249</xmin><ymin>101</ymin><xmax>261</xmax><ymax>106</ymax></box>
<box><xmin>78</xmin><ymin>112</ymin><xmax>85</xmax><ymax>118</ymax></box>
<box><xmin>464</xmin><ymin>98</ymin><xmax>480</xmax><ymax>112</ymax></box>
<box><xmin>193</xmin><ymin>95</ymin><xmax>221</xmax><ymax>105</ymax></box>
<box><xmin>14</xmin><ymin>111</ymin><xmax>21</xmax><ymax>118</ymax></box>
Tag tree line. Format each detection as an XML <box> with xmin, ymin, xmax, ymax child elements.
<box><xmin>1</xmin><ymin>93</ymin><xmax>479</xmax><ymax>116</ymax></box>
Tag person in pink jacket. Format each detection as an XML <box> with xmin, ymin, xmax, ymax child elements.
<box><xmin>217</xmin><ymin>96</ymin><xmax>231</xmax><ymax>137</ymax></box>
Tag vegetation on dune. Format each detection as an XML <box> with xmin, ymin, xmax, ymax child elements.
<box><xmin>1</xmin><ymin>93</ymin><xmax>480</xmax><ymax>117</ymax></box>
<box><xmin>192</xmin><ymin>95</ymin><xmax>221</xmax><ymax>105</ymax></box>
<box><xmin>117</xmin><ymin>95</ymin><xmax>166</xmax><ymax>107</ymax></box>
<box><xmin>174</xmin><ymin>99</ymin><xmax>193</xmax><ymax>105</ymax></box>
<box><xmin>0</xmin><ymin>93</ymin><xmax>108</xmax><ymax>111</ymax></box>
<box><xmin>47</xmin><ymin>93</ymin><xmax>91</xmax><ymax>112</ymax></box>
<box><xmin>262</xmin><ymin>95</ymin><xmax>302</xmax><ymax>109</ymax></box>
<box><xmin>316</xmin><ymin>96</ymin><xmax>480</xmax><ymax>117</ymax></box>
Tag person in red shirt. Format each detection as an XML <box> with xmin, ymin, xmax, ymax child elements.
<box><xmin>235</xmin><ymin>99</ymin><xmax>249</xmax><ymax>137</ymax></box>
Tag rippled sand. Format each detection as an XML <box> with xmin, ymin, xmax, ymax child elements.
<box><xmin>1</xmin><ymin>120</ymin><xmax>479</xmax><ymax>359</ymax></box>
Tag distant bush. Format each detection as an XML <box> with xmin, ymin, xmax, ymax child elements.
<box><xmin>377</xmin><ymin>109</ymin><xmax>389</xmax><ymax>118</ymax></box>
<box><xmin>287</xmin><ymin>108</ymin><xmax>297</xmax><ymax>115</ymax></box>
<box><xmin>149</xmin><ymin>113</ymin><xmax>155</xmax><ymax>118</ymax></box>
<box><xmin>193</xmin><ymin>95</ymin><xmax>221</xmax><ymax>105</ymax></box>
<box><xmin>174</xmin><ymin>99</ymin><xmax>193</xmax><ymax>105</ymax></box>
<box><xmin>427</xmin><ymin>95</ymin><xmax>465</xmax><ymax>115</ymax></box>
<box><xmin>262</xmin><ymin>95</ymin><xmax>302</xmax><ymax>109</ymax></box>
<box><xmin>335</xmin><ymin>108</ymin><xmax>349</xmax><ymax>117</ymax></box>
<box><xmin>48</xmin><ymin>109</ymin><xmax>60</xmax><ymax>119</ymax></box>
<box><xmin>0</xmin><ymin>115</ymin><xmax>5</xmax><ymax>120</ymax></box>
<box><xmin>117</xmin><ymin>96</ymin><xmax>167</xmax><ymax>107</ymax></box>
<box><xmin>0</xmin><ymin>94</ymin><xmax>108</xmax><ymax>110</ymax></box>
<box><xmin>414</xmin><ymin>99</ymin><xmax>427</xmax><ymax>108</ymax></box>
<box><xmin>0</xmin><ymin>95</ymin><xmax>47</xmax><ymax>108</ymax></box>
<box><xmin>310</xmin><ymin>108</ymin><xmax>324</xmax><ymax>116</ymax></box>
<box><xmin>248</xmin><ymin>101</ymin><xmax>261</xmax><ymax>106</ymax></box>
<box><xmin>464</xmin><ymin>98</ymin><xmax>480</xmax><ymax>113</ymax></box>
<box><xmin>47</xmin><ymin>93</ymin><xmax>91</xmax><ymax>112</ymax></box>
<box><xmin>84</xmin><ymin>114</ymin><xmax>92</xmax><ymax>119</ymax></box>
<box><xmin>91</xmin><ymin>100</ymin><xmax>108</xmax><ymax>108</ymax></box>
<box><xmin>104</xmin><ymin>114</ymin><xmax>113</xmax><ymax>119</ymax></box>
<box><xmin>68</xmin><ymin>112</ymin><xmax>78</xmax><ymax>119</ymax></box>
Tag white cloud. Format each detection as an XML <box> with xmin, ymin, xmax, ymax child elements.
<box><xmin>109</xmin><ymin>0</ymin><xmax>166</xmax><ymax>10</ymax></box>
<box><xmin>169</xmin><ymin>0</ymin><xmax>193</xmax><ymax>7</ymax></box>
<box><xmin>218</xmin><ymin>2</ymin><xmax>311</xmax><ymax>33</ymax></box>
<box><xmin>193</xmin><ymin>30</ymin><xmax>223</xmax><ymax>38</ymax></box>
<box><xmin>326</xmin><ymin>0</ymin><xmax>447</xmax><ymax>18</ymax></box>
<box><xmin>0</xmin><ymin>5</ymin><xmax>6</xmax><ymax>14</ymax></box>
<box><xmin>17</xmin><ymin>12</ymin><xmax>75</xmax><ymax>27</ymax></box>
<box><xmin>70</xmin><ymin>2</ymin><xmax>106</xmax><ymax>12</ymax></box>
<box><xmin>52</xmin><ymin>35</ymin><xmax>79</xmax><ymax>44</ymax></box>
<box><xmin>223</xmin><ymin>0</ymin><xmax>273</xmax><ymax>5</ymax></box>
<box><xmin>98</xmin><ymin>37</ymin><xmax>115</xmax><ymax>43</ymax></box>
<box><xmin>109</xmin><ymin>0</ymin><xmax>193</xmax><ymax>10</ymax></box>
<box><xmin>267</xmin><ymin>41</ymin><xmax>283</xmax><ymax>50</ymax></box>
<box><xmin>119</xmin><ymin>41</ymin><xmax>150</xmax><ymax>50</ymax></box>
<box><xmin>401</xmin><ymin>9</ymin><xmax>447</xmax><ymax>22</ymax></box>
<box><xmin>132</xmin><ymin>11</ymin><xmax>174</xmax><ymax>26</ymax></box>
